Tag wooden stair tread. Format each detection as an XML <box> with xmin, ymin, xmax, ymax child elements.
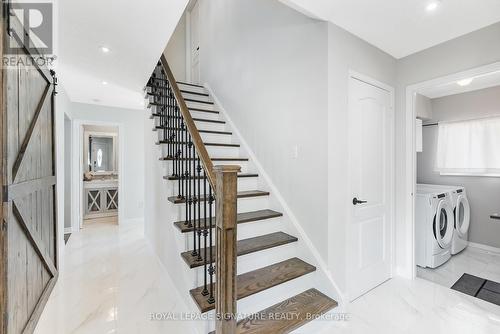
<box><xmin>149</xmin><ymin>113</ymin><xmax>225</xmax><ymax>124</ymax></box>
<box><xmin>168</xmin><ymin>190</ymin><xmax>269</xmax><ymax>204</ymax></box>
<box><xmin>185</xmin><ymin>98</ymin><xmax>214</xmax><ymax>105</ymax></box>
<box><xmin>173</xmin><ymin>209</ymin><xmax>282</xmax><ymax>233</ymax></box>
<box><xmin>191</xmin><ymin>258</ymin><xmax>316</xmax><ymax>313</ymax></box>
<box><xmin>161</xmin><ymin>157</ymin><xmax>249</xmax><ymax>162</ymax></box>
<box><xmin>189</xmin><ymin>107</ymin><xmax>219</xmax><ymax>114</ymax></box>
<box><xmin>208</xmin><ymin>288</ymin><xmax>337</xmax><ymax>334</ymax></box>
<box><xmin>181</xmin><ymin>89</ymin><xmax>209</xmax><ymax>97</ymax></box>
<box><xmin>177</xmin><ymin>81</ymin><xmax>204</xmax><ymax>88</ymax></box>
<box><xmin>154</xmin><ymin>126</ymin><xmax>231</xmax><ymax>135</ymax></box>
<box><xmin>181</xmin><ymin>232</ymin><xmax>298</xmax><ymax>268</ymax></box>
<box><xmin>156</xmin><ymin>141</ymin><xmax>240</xmax><ymax>148</ymax></box>
<box><xmin>165</xmin><ymin>173</ymin><xmax>257</xmax><ymax>182</ymax></box>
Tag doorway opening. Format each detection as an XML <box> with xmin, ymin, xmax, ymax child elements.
<box><xmin>71</xmin><ymin>121</ymin><xmax>124</xmax><ymax>231</ymax></box>
<box><xmin>406</xmin><ymin>62</ymin><xmax>500</xmax><ymax>291</ymax></box>
<box><xmin>186</xmin><ymin>0</ymin><xmax>200</xmax><ymax>83</ymax></box>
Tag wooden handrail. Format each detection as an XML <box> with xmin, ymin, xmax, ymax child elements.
<box><xmin>157</xmin><ymin>57</ymin><xmax>239</xmax><ymax>334</ymax></box>
<box><xmin>159</xmin><ymin>54</ymin><xmax>217</xmax><ymax>190</ymax></box>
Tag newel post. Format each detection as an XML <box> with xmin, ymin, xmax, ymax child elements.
<box><xmin>214</xmin><ymin>165</ymin><xmax>241</xmax><ymax>334</ymax></box>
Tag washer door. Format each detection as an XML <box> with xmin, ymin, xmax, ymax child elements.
<box><xmin>455</xmin><ymin>194</ymin><xmax>471</xmax><ymax>238</ymax></box>
<box><xmin>434</xmin><ymin>200</ymin><xmax>454</xmax><ymax>249</ymax></box>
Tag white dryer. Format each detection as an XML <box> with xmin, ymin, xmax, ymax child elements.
<box><xmin>417</xmin><ymin>184</ymin><xmax>470</xmax><ymax>254</ymax></box>
<box><xmin>415</xmin><ymin>188</ymin><xmax>455</xmax><ymax>268</ymax></box>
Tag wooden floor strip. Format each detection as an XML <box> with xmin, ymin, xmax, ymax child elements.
<box><xmin>209</xmin><ymin>288</ymin><xmax>338</xmax><ymax>334</ymax></box>
<box><xmin>168</xmin><ymin>190</ymin><xmax>268</xmax><ymax>204</ymax></box>
<box><xmin>173</xmin><ymin>209</ymin><xmax>282</xmax><ymax>233</ymax></box>
<box><xmin>180</xmin><ymin>232</ymin><xmax>298</xmax><ymax>268</ymax></box>
<box><xmin>165</xmin><ymin>173</ymin><xmax>258</xmax><ymax>182</ymax></box>
<box><xmin>191</xmin><ymin>258</ymin><xmax>316</xmax><ymax>313</ymax></box>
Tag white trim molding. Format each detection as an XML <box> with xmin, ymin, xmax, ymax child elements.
<box><xmin>71</xmin><ymin>120</ymin><xmax>125</xmax><ymax>231</ymax></box>
<box><xmin>347</xmin><ymin>70</ymin><xmax>396</xmax><ymax>301</ymax></box>
<box><xmin>468</xmin><ymin>242</ymin><xmax>500</xmax><ymax>254</ymax></box>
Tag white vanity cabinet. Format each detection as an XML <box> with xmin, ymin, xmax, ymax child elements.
<box><xmin>84</xmin><ymin>180</ymin><xmax>118</xmax><ymax>219</ymax></box>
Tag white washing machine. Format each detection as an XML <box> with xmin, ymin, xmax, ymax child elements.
<box><xmin>415</xmin><ymin>188</ymin><xmax>455</xmax><ymax>268</ymax></box>
<box><xmin>417</xmin><ymin>184</ymin><xmax>470</xmax><ymax>255</ymax></box>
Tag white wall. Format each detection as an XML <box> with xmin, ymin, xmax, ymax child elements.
<box><xmin>395</xmin><ymin>22</ymin><xmax>500</xmax><ymax>275</ymax></box>
<box><xmin>165</xmin><ymin>14</ymin><xmax>187</xmax><ymax>81</ymax></box>
<box><xmin>418</xmin><ymin>86</ymin><xmax>500</xmax><ymax>249</ymax></box>
<box><xmin>327</xmin><ymin>22</ymin><xmax>397</xmax><ymax>292</ymax></box>
<box><xmin>55</xmin><ymin>86</ymin><xmax>72</xmax><ymax>267</ymax></box>
<box><xmin>66</xmin><ymin>102</ymin><xmax>146</xmax><ymax>222</ymax></box>
<box><xmin>162</xmin><ymin>0</ymin><xmax>398</xmax><ymax>296</ymax></box>
<box><xmin>197</xmin><ymin>0</ymin><xmax>329</xmax><ymax>263</ymax></box>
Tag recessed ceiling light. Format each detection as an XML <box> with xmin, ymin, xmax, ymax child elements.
<box><xmin>102</xmin><ymin>81</ymin><xmax>108</xmax><ymax>85</ymax></box>
<box><xmin>100</xmin><ymin>46</ymin><xmax>110</xmax><ymax>53</ymax></box>
<box><xmin>457</xmin><ymin>78</ymin><xmax>473</xmax><ymax>86</ymax></box>
<box><xmin>426</xmin><ymin>1</ymin><xmax>440</xmax><ymax>12</ymax></box>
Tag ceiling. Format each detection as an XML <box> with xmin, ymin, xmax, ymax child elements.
<box><xmin>419</xmin><ymin>70</ymin><xmax>500</xmax><ymax>99</ymax></box>
<box><xmin>279</xmin><ymin>0</ymin><xmax>500</xmax><ymax>59</ymax></box>
<box><xmin>57</xmin><ymin>0</ymin><xmax>188</xmax><ymax>109</ymax></box>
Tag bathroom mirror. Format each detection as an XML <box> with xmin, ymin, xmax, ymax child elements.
<box><xmin>88</xmin><ymin>135</ymin><xmax>116</xmax><ymax>173</ymax></box>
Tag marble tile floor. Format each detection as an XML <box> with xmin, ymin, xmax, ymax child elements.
<box><xmin>35</xmin><ymin>220</ymin><xmax>500</xmax><ymax>334</ymax></box>
<box><xmin>417</xmin><ymin>246</ymin><xmax>500</xmax><ymax>289</ymax></box>
<box><xmin>34</xmin><ymin>219</ymin><xmax>197</xmax><ymax>334</ymax></box>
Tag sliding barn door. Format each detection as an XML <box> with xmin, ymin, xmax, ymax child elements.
<box><xmin>1</xmin><ymin>9</ymin><xmax>58</xmax><ymax>334</ymax></box>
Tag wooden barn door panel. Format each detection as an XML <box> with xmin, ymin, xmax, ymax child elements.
<box><xmin>1</xmin><ymin>12</ymin><xmax>58</xmax><ymax>334</ymax></box>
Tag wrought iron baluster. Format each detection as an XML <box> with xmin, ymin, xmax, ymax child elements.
<box><xmin>189</xmin><ymin>138</ymin><xmax>197</xmax><ymax>257</ymax></box>
<box><xmin>202</xmin><ymin>169</ymin><xmax>209</xmax><ymax>296</ymax></box>
<box><xmin>207</xmin><ymin>186</ymin><xmax>215</xmax><ymax>304</ymax></box>
<box><xmin>192</xmin><ymin>141</ymin><xmax>198</xmax><ymax>259</ymax></box>
<box><xmin>196</xmin><ymin>156</ymin><xmax>202</xmax><ymax>262</ymax></box>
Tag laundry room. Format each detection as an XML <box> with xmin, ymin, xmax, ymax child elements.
<box><xmin>413</xmin><ymin>67</ymin><xmax>500</xmax><ymax>305</ymax></box>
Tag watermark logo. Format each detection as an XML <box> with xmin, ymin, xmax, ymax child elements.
<box><xmin>3</xmin><ymin>1</ymin><xmax>56</xmax><ymax>68</ymax></box>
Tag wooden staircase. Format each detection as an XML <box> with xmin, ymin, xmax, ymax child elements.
<box><xmin>147</xmin><ymin>57</ymin><xmax>337</xmax><ymax>333</ymax></box>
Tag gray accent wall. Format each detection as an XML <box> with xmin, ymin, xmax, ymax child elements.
<box><xmin>417</xmin><ymin>86</ymin><xmax>500</xmax><ymax>249</ymax></box>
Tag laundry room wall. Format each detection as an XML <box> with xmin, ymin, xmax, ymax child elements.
<box><xmin>395</xmin><ymin>22</ymin><xmax>500</xmax><ymax>275</ymax></box>
<box><xmin>417</xmin><ymin>85</ymin><xmax>500</xmax><ymax>249</ymax></box>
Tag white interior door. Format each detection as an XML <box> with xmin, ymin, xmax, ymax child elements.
<box><xmin>348</xmin><ymin>75</ymin><xmax>394</xmax><ymax>301</ymax></box>
<box><xmin>190</xmin><ymin>1</ymin><xmax>200</xmax><ymax>84</ymax></box>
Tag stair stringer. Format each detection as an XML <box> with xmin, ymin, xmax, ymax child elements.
<box><xmin>204</xmin><ymin>84</ymin><xmax>346</xmax><ymax>308</ymax></box>
<box><xmin>144</xmin><ymin>116</ymin><xmax>208</xmax><ymax>334</ymax></box>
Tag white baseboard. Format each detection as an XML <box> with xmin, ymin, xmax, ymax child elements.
<box><xmin>468</xmin><ymin>241</ymin><xmax>500</xmax><ymax>254</ymax></box>
<box><xmin>64</xmin><ymin>227</ymin><xmax>72</xmax><ymax>234</ymax></box>
<box><xmin>204</xmin><ymin>84</ymin><xmax>346</xmax><ymax>305</ymax></box>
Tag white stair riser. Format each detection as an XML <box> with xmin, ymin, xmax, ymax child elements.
<box><xmin>180</xmin><ymin>217</ymin><xmax>285</xmax><ymax>250</ymax></box>
<box><xmin>167</xmin><ymin>177</ymin><xmax>259</xmax><ymax>193</ymax></box>
<box><xmin>200</xmin><ymin>133</ymin><xmax>233</xmax><ymax>144</ymax></box>
<box><xmin>186</xmin><ymin>101</ymin><xmax>215</xmax><ymax>110</ymax></box>
<box><xmin>194</xmin><ymin>121</ymin><xmax>226</xmax><ymax>132</ymax></box>
<box><xmin>169</xmin><ymin>197</ymin><xmax>270</xmax><ymax>220</ymax></box>
<box><xmin>164</xmin><ymin>160</ymin><xmax>250</xmax><ymax>174</ymax></box>
<box><xmin>156</xmin><ymin>128</ymin><xmax>233</xmax><ymax>144</ymax></box>
<box><xmin>237</xmin><ymin>273</ymin><xmax>315</xmax><ymax>318</ymax></box>
<box><xmin>158</xmin><ymin>143</ymin><xmax>240</xmax><ymax>158</ymax></box>
<box><xmin>206</xmin><ymin>146</ymin><xmax>241</xmax><ymax>158</ymax></box>
<box><xmin>177</xmin><ymin>84</ymin><xmax>206</xmax><ymax>94</ymax></box>
<box><xmin>181</xmin><ymin>92</ymin><xmax>211</xmax><ymax>102</ymax></box>
<box><xmin>189</xmin><ymin>110</ymin><xmax>221</xmax><ymax>121</ymax></box>
<box><xmin>188</xmin><ymin>242</ymin><xmax>301</xmax><ymax>287</ymax></box>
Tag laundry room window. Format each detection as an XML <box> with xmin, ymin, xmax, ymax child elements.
<box><xmin>435</xmin><ymin>116</ymin><xmax>500</xmax><ymax>176</ymax></box>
